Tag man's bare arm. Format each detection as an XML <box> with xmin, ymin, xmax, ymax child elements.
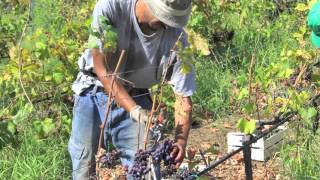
<box><xmin>171</xmin><ymin>95</ymin><xmax>192</xmax><ymax>167</ymax></box>
<box><xmin>92</xmin><ymin>49</ymin><xmax>136</xmax><ymax>112</ymax></box>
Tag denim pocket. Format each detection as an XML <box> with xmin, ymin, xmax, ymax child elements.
<box><xmin>68</xmin><ymin>139</ymin><xmax>85</xmax><ymax>160</ymax></box>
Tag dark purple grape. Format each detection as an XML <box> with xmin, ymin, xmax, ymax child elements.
<box><xmin>99</xmin><ymin>150</ymin><xmax>121</xmax><ymax>168</ymax></box>
<box><xmin>129</xmin><ymin>149</ymin><xmax>152</xmax><ymax>179</ymax></box>
<box><xmin>129</xmin><ymin>139</ymin><xmax>180</xmax><ymax>179</ymax></box>
<box><xmin>150</xmin><ymin>139</ymin><xmax>177</xmax><ymax>178</ymax></box>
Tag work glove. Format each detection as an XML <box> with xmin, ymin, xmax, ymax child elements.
<box><xmin>129</xmin><ymin>105</ymin><xmax>149</xmax><ymax>124</ymax></box>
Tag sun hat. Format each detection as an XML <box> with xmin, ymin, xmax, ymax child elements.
<box><xmin>144</xmin><ymin>0</ymin><xmax>192</xmax><ymax>28</ymax></box>
<box><xmin>308</xmin><ymin>1</ymin><xmax>320</xmax><ymax>48</ymax></box>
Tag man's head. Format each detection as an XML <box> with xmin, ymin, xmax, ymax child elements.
<box><xmin>136</xmin><ymin>0</ymin><xmax>192</xmax><ymax>31</ymax></box>
<box><xmin>308</xmin><ymin>2</ymin><xmax>320</xmax><ymax>48</ymax></box>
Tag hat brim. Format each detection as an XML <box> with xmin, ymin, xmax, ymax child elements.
<box><xmin>312</xmin><ymin>32</ymin><xmax>320</xmax><ymax>48</ymax></box>
<box><xmin>145</xmin><ymin>0</ymin><xmax>191</xmax><ymax>28</ymax></box>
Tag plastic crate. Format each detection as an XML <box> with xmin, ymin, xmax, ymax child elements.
<box><xmin>227</xmin><ymin>126</ymin><xmax>287</xmax><ymax>161</ymax></box>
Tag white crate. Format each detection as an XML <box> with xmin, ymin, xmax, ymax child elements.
<box><xmin>227</xmin><ymin>126</ymin><xmax>287</xmax><ymax>161</ymax></box>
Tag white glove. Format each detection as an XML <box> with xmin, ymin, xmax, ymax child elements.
<box><xmin>129</xmin><ymin>105</ymin><xmax>149</xmax><ymax>123</ymax></box>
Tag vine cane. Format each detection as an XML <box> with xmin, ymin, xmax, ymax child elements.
<box><xmin>96</xmin><ymin>50</ymin><xmax>126</xmax><ymax>176</ymax></box>
<box><xmin>143</xmin><ymin>94</ymin><xmax>158</xmax><ymax>150</ymax></box>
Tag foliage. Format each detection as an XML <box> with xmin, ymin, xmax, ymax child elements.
<box><xmin>224</xmin><ymin>0</ymin><xmax>320</xmax><ymax>177</ymax></box>
<box><xmin>0</xmin><ymin>0</ymin><xmax>95</xmax><ymax>139</ymax></box>
<box><xmin>236</xmin><ymin>118</ymin><xmax>256</xmax><ymax>135</ymax></box>
<box><xmin>189</xmin><ymin>0</ymin><xmax>319</xmax><ymax>177</ymax></box>
<box><xmin>0</xmin><ymin>0</ymin><xmax>95</xmax><ymax>177</ymax></box>
<box><xmin>88</xmin><ymin>15</ymin><xmax>118</xmax><ymax>52</ymax></box>
<box><xmin>176</xmin><ymin>34</ymin><xmax>197</xmax><ymax>74</ymax></box>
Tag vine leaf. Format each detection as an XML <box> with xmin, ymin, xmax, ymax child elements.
<box><xmin>88</xmin><ymin>15</ymin><xmax>118</xmax><ymax>52</ymax></box>
<box><xmin>33</xmin><ymin>118</ymin><xmax>55</xmax><ymax>138</ymax></box>
<box><xmin>181</xmin><ymin>61</ymin><xmax>192</xmax><ymax>74</ymax></box>
<box><xmin>237</xmin><ymin>88</ymin><xmax>249</xmax><ymax>100</ymax></box>
<box><xmin>295</xmin><ymin>3</ymin><xmax>309</xmax><ymax>12</ymax></box>
<box><xmin>7</xmin><ymin>121</ymin><xmax>17</xmax><ymax>134</ymax></box>
<box><xmin>53</xmin><ymin>72</ymin><xmax>64</xmax><ymax>84</ymax></box>
<box><xmin>88</xmin><ymin>34</ymin><xmax>100</xmax><ymax>49</ymax></box>
<box><xmin>237</xmin><ymin>118</ymin><xmax>256</xmax><ymax>135</ymax></box>
<box><xmin>299</xmin><ymin>107</ymin><xmax>317</xmax><ymax>121</ymax></box>
<box><xmin>177</xmin><ymin>38</ymin><xmax>195</xmax><ymax>74</ymax></box>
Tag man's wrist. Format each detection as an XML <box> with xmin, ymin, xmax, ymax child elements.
<box><xmin>174</xmin><ymin>135</ymin><xmax>188</xmax><ymax>148</ymax></box>
<box><xmin>129</xmin><ymin>104</ymin><xmax>140</xmax><ymax>113</ymax></box>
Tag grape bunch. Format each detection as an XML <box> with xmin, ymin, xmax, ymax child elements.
<box><xmin>100</xmin><ymin>150</ymin><xmax>122</xmax><ymax>168</ymax></box>
<box><xmin>129</xmin><ymin>139</ymin><xmax>180</xmax><ymax>179</ymax></box>
<box><xmin>151</xmin><ymin>139</ymin><xmax>177</xmax><ymax>178</ymax></box>
<box><xmin>129</xmin><ymin>149</ymin><xmax>152</xmax><ymax>179</ymax></box>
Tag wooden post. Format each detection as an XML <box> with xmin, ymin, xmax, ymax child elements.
<box><xmin>243</xmin><ymin>135</ymin><xmax>253</xmax><ymax>180</ymax></box>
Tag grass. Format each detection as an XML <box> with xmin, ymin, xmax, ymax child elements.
<box><xmin>0</xmin><ymin>128</ymin><xmax>71</xmax><ymax>179</ymax></box>
<box><xmin>193</xmin><ymin>57</ymin><xmax>233</xmax><ymax>118</ymax></box>
<box><xmin>280</xmin><ymin>127</ymin><xmax>320</xmax><ymax>179</ymax></box>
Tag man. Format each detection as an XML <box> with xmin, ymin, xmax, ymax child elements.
<box><xmin>308</xmin><ymin>1</ymin><xmax>320</xmax><ymax>48</ymax></box>
<box><xmin>68</xmin><ymin>0</ymin><xmax>195</xmax><ymax>179</ymax></box>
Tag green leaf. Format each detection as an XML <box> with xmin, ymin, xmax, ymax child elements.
<box><xmin>277</xmin><ymin>67</ymin><xmax>293</xmax><ymax>79</ymax></box>
<box><xmin>53</xmin><ymin>72</ymin><xmax>64</xmax><ymax>84</ymax></box>
<box><xmin>7</xmin><ymin>121</ymin><xmax>16</xmax><ymax>134</ymax></box>
<box><xmin>237</xmin><ymin>88</ymin><xmax>249</xmax><ymax>100</ymax></box>
<box><xmin>181</xmin><ymin>61</ymin><xmax>192</xmax><ymax>74</ymax></box>
<box><xmin>295</xmin><ymin>3</ymin><xmax>309</xmax><ymax>11</ymax></box>
<box><xmin>32</xmin><ymin>120</ymin><xmax>44</xmax><ymax>138</ymax></box>
<box><xmin>87</xmin><ymin>34</ymin><xmax>100</xmax><ymax>49</ymax></box>
<box><xmin>42</xmin><ymin>118</ymin><xmax>55</xmax><ymax>135</ymax></box>
<box><xmin>89</xmin><ymin>28</ymin><xmax>100</xmax><ymax>37</ymax></box>
<box><xmin>237</xmin><ymin>118</ymin><xmax>256</xmax><ymax>135</ymax></box>
<box><xmin>12</xmin><ymin>104</ymin><xmax>33</xmax><ymax>124</ymax></box>
<box><xmin>299</xmin><ymin>107</ymin><xmax>317</xmax><ymax>121</ymax></box>
<box><xmin>45</xmin><ymin>75</ymin><xmax>52</xmax><ymax>81</ymax></box>
<box><xmin>236</xmin><ymin>73</ymin><xmax>247</xmax><ymax>85</ymax></box>
<box><xmin>35</xmin><ymin>41</ymin><xmax>47</xmax><ymax>50</ymax></box>
<box><xmin>32</xmin><ymin>118</ymin><xmax>55</xmax><ymax>138</ymax></box>
<box><xmin>98</xmin><ymin>15</ymin><xmax>110</xmax><ymax>27</ymax></box>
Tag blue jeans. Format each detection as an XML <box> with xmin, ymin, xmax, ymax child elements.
<box><xmin>68</xmin><ymin>86</ymin><xmax>159</xmax><ymax>180</ymax></box>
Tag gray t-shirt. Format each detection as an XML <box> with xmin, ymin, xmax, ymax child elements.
<box><xmin>71</xmin><ymin>0</ymin><xmax>196</xmax><ymax>97</ymax></box>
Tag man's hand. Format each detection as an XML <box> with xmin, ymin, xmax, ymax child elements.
<box><xmin>129</xmin><ymin>105</ymin><xmax>149</xmax><ymax>123</ymax></box>
<box><xmin>170</xmin><ymin>140</ymin><xmax>186</xmax><ymax>168</ymax></box>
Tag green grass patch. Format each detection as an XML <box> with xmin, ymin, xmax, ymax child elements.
<box><xmin>280</xmin><ymin>128</ymin><xmax>320</xmax><ymax>179</ymax></box>
<box><xmin>0</xmin><ymin>128</ymin><xmax>71</xmax><ymax>179</ymax></box>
